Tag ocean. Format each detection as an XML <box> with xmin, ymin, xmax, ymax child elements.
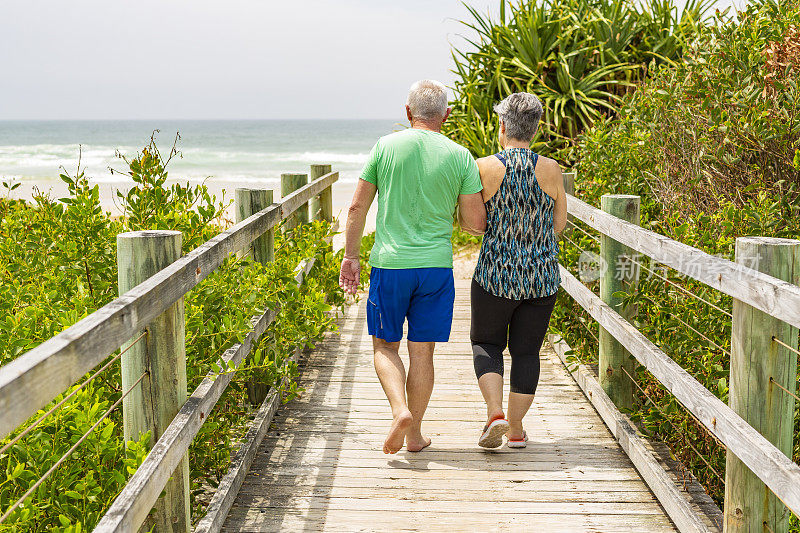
<box><xmin>0</xmin><ymin>120</ymin><xmax>399</xmax><ymax>186</ymax></box>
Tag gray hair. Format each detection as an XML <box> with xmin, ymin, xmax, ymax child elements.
<box><xmin>494</xmin><ymin>92</ymin><xmax>543</xmax><ymax>141</ymax></box>
<box><xmin>407</xmin><ymin>79</ymin><xmax>449</xmax><ymax>121</ymax></box>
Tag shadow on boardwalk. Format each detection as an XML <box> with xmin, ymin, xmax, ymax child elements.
<box><xmin>222</xmin><ymin>281</ymin><xmax>677</xmax><ymax>532</ymax></box>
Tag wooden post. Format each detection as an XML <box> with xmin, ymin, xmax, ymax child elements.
<box><xmin>561</xmin><ymin>171</ymin><xmax>575</xmax><ymax>241</ymax></box>
<box><xmin>563</xmin><ymin>171</ymin><xmax>575</xmax><ymax>198</ymax></box>
<box><xmin>235</xmin><ymin>188</ymin><xmax>274</xmax><ymax>263</ymax></box>
<box><xmin>598</xmin><ymin>194</ymin><xmax>640</xmax><ymax>411</ymax></box>
<box><xmin>724</xmin><ymin>237</ymin><xmax>800</xmax><ymax>533</ymax></box>
<box><xmin>281</xmin><ymin>173</ymin><xmax>309</xmax><ymax>231</ymax></box>
<box><xmin>235</xmin><ymin>188</ymin><xmax>276</xmax><ymax>406</ymax></box>
<box><xmin>117</xmin><ymin>230</ymin><xmax>189</xmax><ymax>533</ymax></box>
<box><xmin>309</xmin><ymin>164</ymin><xmax>333</xmax><ymax>222</ymax></box>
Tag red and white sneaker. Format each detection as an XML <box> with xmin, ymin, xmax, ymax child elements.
<box><xmin>506</xmin><ymin>431</ymin><xmax>529</xmax><ymax>449</ymax></box>
<box><xmin>478</xmin><ymin>415</ymin><xmax>510</xmax><ymax>449</ymax></box>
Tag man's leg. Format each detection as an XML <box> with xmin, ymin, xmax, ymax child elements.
<box><xmin>404</xmin><ymin>268</ymin><xmax>455</xmax><ymax>451</ymax></box>
<box><xmin>405</xmin><ymin>340</ymin><xmax>435</xmax><ymax>451</ymax></box>
<box><xmin>373</xmin><ymin>337</ymin><xmax>413</xmax><ymax>454</ymax></box>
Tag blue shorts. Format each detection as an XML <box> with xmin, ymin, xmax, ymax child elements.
<box><xmin>367</xmin><ymin>267</ymin><xmax>455</xmax><ymax>343</ymax></box>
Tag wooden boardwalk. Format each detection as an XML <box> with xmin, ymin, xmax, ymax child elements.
<box><xmin>222</xmin><ymin>279</ymin><xmax>676</xmax><ymax>532</ymax></box>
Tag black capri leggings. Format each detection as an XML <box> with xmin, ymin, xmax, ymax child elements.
<box><xmin>470</xmin><ymin>279</ymin><xmax>557</xmax><ymax>395</ymax></box>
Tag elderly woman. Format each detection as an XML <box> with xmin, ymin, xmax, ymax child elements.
<box><xmin>471</xmin><ymin>93</ymin><xmax>567</xmax><ymax>449</ymax></box>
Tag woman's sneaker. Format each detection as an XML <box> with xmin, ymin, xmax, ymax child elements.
<box><xmin>478</xmin><ymin>415</ymin><xmax>510</xmax><ymax>448</ymax></box>
<box><xmin>506</xmin><ymin>430</ymin><xmax>528</xmax><ymax>449</ymax></box>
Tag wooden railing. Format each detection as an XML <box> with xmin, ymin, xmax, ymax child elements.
<box><xmin>557</xmin><ymin>189</ymin><xmax>800</xmax><ymax>533</ymax></box>
<box><xmin>0</xmin><ymin>168</ymin><xmax>338</xmax><ymax>531</ymax></box>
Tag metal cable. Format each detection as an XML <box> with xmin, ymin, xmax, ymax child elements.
<box><xmin>575</xmin><ymin>318</ymin><xmax>599</xmax><ymax>344</ymax></box>
<box><xmin>621</xmin><ymin>363</ymin><xmax>726</xmax><ymax>449</ymax></box>
<box><xmin>561</xmin><ymin>233</ymin><xmax>594</xmax><ymax>256</ymax></box>
<box><xmin>772</xmin><ymin>335</ymin><xmax>800</xmax><ymax>358</ymax></box>
<box><xmin>0</xmin><ymin>371</ymin><xmax>148</xmax><ymax>525</ymax></box>
<box><xmin>670</xmin><ymin>314</ymin><xmax>732</xmax><ymax>357</ymax></box>
<box><xmin>627</xmin><ymin>255</ymin><xmax>733</xmax><ymax>318</ymax></box>
<box><xmin>620</xmin><ymin>366</ymin><xmax>725</xmax><ymax>483</ymax></box>
<box><xmin>769</xmin><ymin>377</ymin><xmax>800</xmax><ymax>404</ymax></box>
<box><xmin>566</xmin><ymin>219</ymin><xmax>601</xmax><ymax>243</ymax></box>
<box><xmin>0</xmin><ymin>330</ymin><xmax>147</xmax><ymax>457</ymax></box>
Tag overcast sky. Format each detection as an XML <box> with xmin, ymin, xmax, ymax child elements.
<box><xmin>1</xmin><ymin>0</ymin><xmax>739</xmax><ymax>120</ymax></box>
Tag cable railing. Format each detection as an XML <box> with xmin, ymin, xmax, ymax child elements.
<box><xmin>0</xmin><ymin>168</ymin><xmax>339</xmax><ymax>531</ymax></box>
<box><xmin>556</xmin><ymin>191</ymin><xmax>800</xmax><ymax>533</ymax></box>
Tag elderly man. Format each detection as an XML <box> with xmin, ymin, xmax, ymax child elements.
<box><xmin>339</xmin><ymin>80</ymin><xmax>486</xmax><ymax>454</ymax></box>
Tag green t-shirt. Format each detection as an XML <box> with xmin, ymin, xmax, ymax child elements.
<box><xmin>360</xmin><ymin>128</ymin><xmax>482</xmax><ymax>269</ymax></box>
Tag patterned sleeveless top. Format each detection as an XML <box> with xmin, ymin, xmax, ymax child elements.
<box><xmin>474</xmin><ymin>148</ymin><xmax>560</xmax><ymax>300</ymax></box>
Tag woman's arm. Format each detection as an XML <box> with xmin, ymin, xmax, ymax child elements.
<box><xmin>537</xmin><ymin>157</ymin><xmax>567</xmax><ymax>234</ymax></box>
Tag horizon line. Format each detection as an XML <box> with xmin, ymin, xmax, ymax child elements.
<box><xmin>0</xmin><ymin>117</ymin><xmax>401</xmax><ymax>122</ymax></box>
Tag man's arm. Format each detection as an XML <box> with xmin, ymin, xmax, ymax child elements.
<box><xmin>458</xmin><ymin>192</ymin><xmax>487</xmax><ymax>236</ymax></box>
<box><xmin>339</xmin><ymin>179</ymin><xmax>377</xmax><ymax>294</ymax></box>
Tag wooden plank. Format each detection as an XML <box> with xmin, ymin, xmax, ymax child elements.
<box><xmin>227</xmin><ymin>496</ymin><xmax>669</xmax><ymax>515</ymax></box>
<box><xmin>237</xmin><ymin>475</ymin><xmax>653</xmax><ymax>493</ymax></box>
<box><xmin>567</xmin><ymin>194</ymin><xmax>800</xmax><ymax>329</ymax></box>
<box><xmin>549</xmin><ymin>333</ymin><xmax>719</xmax><ymax>533</ymax></box>
<box><xmin>221</xmin><ymin>463</ymin><xmax>650</xmax><ymax>482</ymax></box>
<box><xmin>222</xmin><ymin>509</ymin><xmax>675</xmax><ymax>533</ymax></box>
<box><xmin>256</xmin><ymin>445</ymin><xmax>633</xmax><ymax>465</ymax></box>
<box><xmin>238</xmin><ymin>485</ymin><xmax>657</xmax><ymax>503</ymax></box>
<box><xmin>558</xmin><ymin>265</ymin><xmax>800</xmax><ymax>516</ymax></box>
<box><xmin>0</xmin><ymin>171</ymin><xmax>338</xmax><ymax>440</ymax></box>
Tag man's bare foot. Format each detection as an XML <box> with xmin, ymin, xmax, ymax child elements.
<box><xmin>384</xmin><ymin>410</ymin><xmax>413</xmax><ymax>454</ymax></box>
<box><xmin>406</xmin><ymin>435</ymin><xmax>432</xmax><ymax>452</ymax></box>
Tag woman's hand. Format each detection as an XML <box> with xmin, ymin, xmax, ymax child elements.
<box><xmin>339</xmin><ymin>257</ymin><xmax>361</xmax><ymax>295</ymax></box>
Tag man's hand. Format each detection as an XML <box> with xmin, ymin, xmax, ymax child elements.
<box><xmin>339</xmin><ymin>257</ymin><xmax>361</xmax><ymax>295</ymax></box>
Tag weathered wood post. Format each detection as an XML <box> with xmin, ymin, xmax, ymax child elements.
<box><xmin>599</xmin><ymin>194</ymin><xmax>640</xmax><ymax>411</ymax></box>
<box><xmin>724</xmin><ymin>237</ymin><xmax>800</xmax><ymax>533</ymax></box>
<box><xmin>562</xmin><ymin>171</ymin><xmax>575</xmax><ymax>198</ymax></box>
<box><xmin>235</xmin><ymin>188</ymin><xmax>274</xmax><ymax>263</ymax></box>
<box><xmin>235</xmin><ymin>188</ymin><xmax>276</xmax><ymax>405</ymax></box>
<box><xmin>117</xmin><ymin>230</ymin><xmax>189</xmax><ymax>533</ymax></box>
<box><xmin>309</xmin><ymin>164</ymin><xmax>333</xmax><ymax>222</ymax></box>
<box><xmin>561</xmin><ymin>171</ymin><xmax>575</xmax><ymax>240</ymax></box>
<box><xmin>281</xmin><ymin>173</ymin><xmax>308</xmax><ymax>231</ymax></box>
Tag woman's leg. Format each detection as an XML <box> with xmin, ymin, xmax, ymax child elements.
<box><xmin>470</xmin><ymin>279</ymin><xmax>516</xmax><ymax>423</ymax></box>
<box><xmin>506</xmin><ymin>293</ymin><xmax>557</xmax><ymax>439</ymax></box>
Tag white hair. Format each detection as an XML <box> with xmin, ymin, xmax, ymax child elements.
<box><xmin>494</xmin><ymin>92</ymin><xmax>543</xmax><ymax>141</ymax></box>
<box><xmin>407</xmin><ymin>79</ymin><xmax>449</xmax><ymax>121</ymax></box>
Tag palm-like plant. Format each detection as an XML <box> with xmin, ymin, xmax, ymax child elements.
<box><xmin>445</xmin><ymin>0</ymin><xmax>713</xmax><ymax>163</ymax></box>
